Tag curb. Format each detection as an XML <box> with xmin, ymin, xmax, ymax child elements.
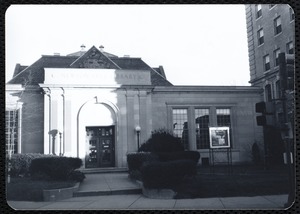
<box><xmin>73</xmin><ymin>188</ymin><xmax>142</xmax><ymax>197</ymax></box>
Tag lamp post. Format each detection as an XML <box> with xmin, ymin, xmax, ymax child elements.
<box><xmin>135</xmin><ymin>126</ymin><xmax>141</xmax><ymax>151</ymax></box>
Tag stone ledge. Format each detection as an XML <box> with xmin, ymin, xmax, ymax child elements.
<box><xmin>43</xmin><ymin>182</ymin><xmax>80</xmax><ymax>201</ymax></box>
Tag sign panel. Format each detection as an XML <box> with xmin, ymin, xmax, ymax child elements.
<box><xmin>209</xmin><ymin>127</ymin><xmax>231</xmax><ymax>149</ymax></box>
<box><xmin>44</xmin><ymin>68</ymin><xmax>151</xmax><ymax>85</ymax></box>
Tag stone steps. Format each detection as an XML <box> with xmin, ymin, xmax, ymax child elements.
<box><xmin>78</xmin><ymin>167</ymin><xmax>128</xmax><ymax>174</ymax></box>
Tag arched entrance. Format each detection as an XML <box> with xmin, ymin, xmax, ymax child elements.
<box><xmin>78</xmin><ymin>98</ymin><xmax>118</xmax><ymax>168</ymax></box>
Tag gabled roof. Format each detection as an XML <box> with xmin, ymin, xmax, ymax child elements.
<box><xmin>8</xmin><ymin>46</ymin><xmax>172</xmax><ymax>86</ymax></box>
<box><xmin>70</xmin><ymin>46</ymin><xmax>121</xmax><ymax>69</ymax></box>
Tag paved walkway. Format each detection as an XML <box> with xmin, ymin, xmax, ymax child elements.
<box><xmin>7</xmin><ymin>172</ymin><xmax>289</xmax><ymax>210</ymax></box>
<box><xmin>74</xmin><ymin>173</ymin><xmax>141</xmax><ymax>197</ymax></box>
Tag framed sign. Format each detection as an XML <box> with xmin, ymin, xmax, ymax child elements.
<box><xmin>209</xmin><ymin>127</ymin><xmax>230</xmax><ymax>148</ymax></box>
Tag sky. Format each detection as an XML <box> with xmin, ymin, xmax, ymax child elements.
<box><xmin>6</xmin><ymin>4</ymin><xmax>250</xmax><ymax>86</ymax></box>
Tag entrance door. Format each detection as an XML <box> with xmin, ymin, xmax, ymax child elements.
<box><xmin>86</xmin><ymin>126</ymin><xmax>115</xmax><ymax>168</ymax></box>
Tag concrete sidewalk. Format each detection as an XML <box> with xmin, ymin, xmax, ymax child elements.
<box><xmin>7</xmin><ymin>172</ymin><xmax>289</xmax><ymax>210</ymax></box>
<box><xmin>7</xmin><ymin>194</ymin><xmax>288</xmax><ymax>210</ymax></box>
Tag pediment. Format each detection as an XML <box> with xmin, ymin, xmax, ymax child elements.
<box><xmin>70</xmin><ymin>46</ymin><xmax>120</xmax><ymax>69</ymax></box>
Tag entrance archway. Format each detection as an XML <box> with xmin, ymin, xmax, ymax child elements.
<box><xmin>77</xmin><ymin>97</ymin><xmax>118</xmax><ymax>168</ymax></box>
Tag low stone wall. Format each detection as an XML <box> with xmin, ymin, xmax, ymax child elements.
<box><xmin>43</xmin><ymin>182</ymin><xmax>80</xmax><ymax>201</ymax></box>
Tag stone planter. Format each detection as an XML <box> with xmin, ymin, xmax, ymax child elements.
<box><xmin>43</xmin><ymin>182</ymin><xmax>80</xmax><ymax>201</ymax></box>
<box><xmin>142</xmin><ymin>185</ymin><xmax>177</xmax><ymax>199</ymax></box>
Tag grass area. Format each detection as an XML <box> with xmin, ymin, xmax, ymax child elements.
<box><xmin>6</xmin><ymin>177</ymin><xmax>76</xmax><ymax>201</ymax></box>
<box><xmin>174</xmin><ymin>165</ymin><xmax>290</xmax><ymax>199</ymax></box>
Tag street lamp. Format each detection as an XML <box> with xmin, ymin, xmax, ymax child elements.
<box><xmin>135</xmin><ymin>126</ymin><xmax>141</xmax><ymax>150</ymax></box>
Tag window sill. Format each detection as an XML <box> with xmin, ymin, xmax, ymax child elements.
<box><xmin>256</xmin><ymin>16</ymin><xmax>262</xmax><ymax>21</ymax></box>
<box><xmin>257</xmin><ymin>43</ymin><xmax>264</xmax><ymax>48</ymax></box>
<box><xmin>274</xmin><ymin>32</ymin><xmax>282</xmax><ymax>37</ymax></box>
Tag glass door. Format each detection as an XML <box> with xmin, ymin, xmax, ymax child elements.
<box><xmin>86</xmin><ymin>126</ymin><xmax>115</xmax><ymax>168</ymax></box>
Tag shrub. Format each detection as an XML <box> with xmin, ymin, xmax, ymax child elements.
<box><xmin>127</xmin><ymin>152</ymin><xmax>158</xmax><ymax>171</ymax></box>
<box><xmin>30</xmin><ymin>156</ymin><xmax>83</xmax><ymax>181</ymax></box>
<box><xmin>9</xmin><ymin>153</ymin><xmax>54</xmax><ymax>177</ymax></box>
<box><xmin>141</xmin><ymin>160</ymin><xmax>197</xmax><ymax>189</ymax></box>
<box><xmin>138</xmin><ymin>129</ymin><xmax>184</xmax><ymax>153</ymax></box>
<box><xmin>157</xmin><ymin>151</ymin><xmax>200</xmax><ymax>163</ymax></box>
<box><xmin>127</xmin><ymin>152</ymin><xmax>158</xmax><ymax>180</ymax></box>
<box><xmin>68</xmin><ymin>171</ymin><xmax>86</xmax><ymax>182</ymax></box>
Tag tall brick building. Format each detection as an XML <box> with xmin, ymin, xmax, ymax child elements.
<box><xmin>245</xmin><ymin>4</ymin><xmax>295</xmax><ymax>164</ymax></box>
<box><xmin>245</xmin><ymin>4</ymin><xmax>294</xmax><ymax>95</ymax></box>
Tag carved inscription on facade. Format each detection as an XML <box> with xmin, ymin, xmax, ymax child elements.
<box><xmin>44</xmin><ymin>68</ymin><xmax>151</xmax><ymax>85</ymax></box>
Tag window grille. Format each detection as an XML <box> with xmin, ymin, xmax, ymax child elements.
<box><xmin>5</xmin><ymin>110</ymin><xmax>19</xmax><ymax>155</ymax></box>
<box><xmin>195</xmin><ymin>109</ymin><xmax>210</xmax><ymax>149</ymax></box>
<box><xmin>172</xmin><ymin>109</ymin><xmax>189</xmax><ymax>150</ymax></box>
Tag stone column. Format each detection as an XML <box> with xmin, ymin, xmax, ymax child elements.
<box><xmin>138</xmin><ymin>90</ymin><xmax>148</xmax><ymax>146</ymax></box>
<box><xmin>42</xmin><ymin>88</ymin><xmax>51</xmax><ymax>154</ymax></box>
<box><xmin>117</xmin><ymin>89</ymin><xmax>128</xmax><ymax>167</ymax></box>
<box><xmin>126</xmin><ymin>90</ymin><xmax>136</xmax><ymax>152</ymax></box>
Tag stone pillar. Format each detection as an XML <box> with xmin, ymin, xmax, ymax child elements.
<box><xmin>139</xmin><ymin>90</ymin><xmax>148</xmax><ymax>146</ymax></box>
<box><xmin>63</xmin><ymin>89</ymin><xmax>73</xmax><ymax>156</ymax></box>
<box><xmin>189</xmin><ymin>106</ymin><xmax>197</xmax><ymax>150</ymax></box>
<box><xmin>126</xmin><ymin>90</ymin><xmax>136</xmax><ymax>152</ymax></box>
<box><xmin>42</xmin><ymin>88</ymin><xmax>51</xmax><ymax>154</ymax></box>
<box><xmin>49</xmin><ymin>88</ymin><xmax>64</xmax><ymax>155</ymax></box>
<box><xmin>118</xmin><ymin>89</ymin><xmax>128</xmax><ymax>167</ymax></box>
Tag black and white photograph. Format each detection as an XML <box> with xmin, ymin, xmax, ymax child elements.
<box><xmin>5</xmin><ymin>4</ymin><xmax>296</xmax><ymax>211</ymax></box>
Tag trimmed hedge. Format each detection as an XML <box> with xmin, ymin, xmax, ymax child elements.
<box><xmin>30</xmin><ymin>157</ymin><xmax>83</xmax><ymax>181</ymax></box>
<box><xmin>141</xmin><ymin>160</ymin><xmax>197</xmax><ymax>189</ymax></box>
<box><xmin>157</xmin><ymin>151</ymin><xmax>200</xmax><ymax>163</ymax></box>
<box><xmin>9</xmin><ymin>153</ymin><xmax>54</xmax><ymax>177</ymax></box>
<box><xmin>138</xmin><ymin>129</ymin><xmax>184</xmax><ymax>153</ymax></box>
<box><xmin>127</xmin><ymin>152</ymin><xmax>158</xmax><ymax>180</ymax></box>
<box><xmin>127</xmin><ymin>152</ymin><xmax>158</xmax><ymax>171</ymax></box>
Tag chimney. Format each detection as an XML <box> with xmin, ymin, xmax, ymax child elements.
<box><xmin>99</xmin><ymin>45</ymin><xmax>104</xmax><ymax>52</ymax></box>
<box><xmin>53</xmin><ymin>53</ymin><xmax>60</xmax><ymax>56</ymax></box>
<box><xmin>123</xmin><ymin>55</ymin><xmax>130</xmax><ymax>58</ymax></box>
<box><xmin>80</xmin><ymin>44</ymin><xmax>86</xmax><ymax>51</ymax></box>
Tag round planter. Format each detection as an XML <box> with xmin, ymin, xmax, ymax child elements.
<box><xmin>43</xmin><ymin>182</ymin><xmax>80</xmax><ymax>201</ymax></box>
<box><xmin>141</xmin><ymin>184</ymin><xmax>176</xmax><ymax>199</ymax></box>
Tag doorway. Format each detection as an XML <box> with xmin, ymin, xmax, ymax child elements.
<box><xmin>85</xmin><ymin>126</ymin><xmax>115</xmax><ymax>168</ymax></box>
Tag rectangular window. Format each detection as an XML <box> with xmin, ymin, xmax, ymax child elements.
<box><xmin>290</xmin><ymin>7</ymin><xmax>295</xmax><ymax>21</ymax></box>
<box><xmin>265</xmin><ymin>84</ymin><xmax>272</xmax><ymax>101</ymax></box>
<box><xmin>256</xmin><ymin>4</ymin><xmax>262</xmax><ymax>18</ymax></box>
<box><xmin>195</xmin><ymin>109</ymin><xmax>210</xmax><ymax>149</ymax></box>
<box><xmin>274</xmin><ymin>16</ymin><xmax>282</xmax><ymax>35</ymax></box>
<box><xmin>172</xmin><ymin>109</ymin><xmax>188</xmax><ymax>150</ymax></box>
<box><xmin>286</xmin><ymin>42</ymin><xmax>294</xmax><ymax>54</ymax></box>
<box><xmin>217</xmin><ymin>109</ymin><xmax>231</xmax><ymax>127</ymax></box>
<box><xmin>274</xmin><ymin>49</ymin><xmax>280</xmax><ymax>67</ymax></box>
<box><xmin>263</xmin><ymin>55</ymin><xmax>270</xmax><ymax>71</ymax></box>
<box><xmin>5</xmin><ymin>110</ymin><xmax>19</xmax><ymax>155</ymax></box>
<box><xmin>257</xmin><ymin>28</ymin><xmax>264</xmax><ymax>45</ymax></box>
<box><xmin>216</xmin><ymin>109</ymin><xmax>231</xmax><ymax>146</ymax></box>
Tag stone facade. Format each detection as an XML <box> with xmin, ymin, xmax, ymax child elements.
<box><xmin>6</xmin><ymin>46</ymin><xmax>263</xmax><ymax>168</ymax></box>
